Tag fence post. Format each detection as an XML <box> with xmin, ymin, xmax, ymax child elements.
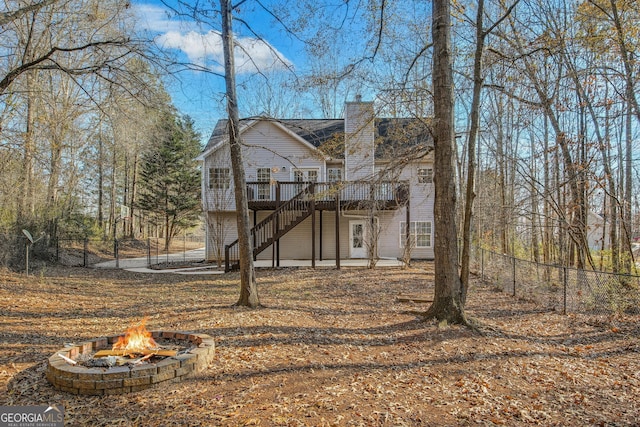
<box><xmin>147</xmin><ymin>238</ymin><xmax>151</xmax><ymax>267</ymax></box>
<box><xmin>563</xmin><ymin>266</ymin><xmax>568</xmax><ymax>315</ymax></box>
<box><xmin>56</xmin><ymin>238</ymin><xmax>59</xmax><ymax>263</ymax></box>
<box><xmin>25</xmin><ymin>239</ymin><xmax>30</xmax><ymax>276</ymax></box>
<box><xmin>481</xmin><ymin>248</ymin><xmax>484</xmax><ymax>281</ymax></box>
<box><xmin>224</xmin><ymin>244</ymin><xmax>230</xmax><ymax>273</ymax></box>
<box><xmin>512</xmin><ymin>256</ymin><xmax>516</xmax><ymax>297</ymax></box>
<box><xmin>83</xmin><ymin>238</ymin><xmax>88</xmax><ymax>267</ymax></box>
<box><xmin>115</xmin><ymin>239</ymin><xmax>119</xmax><ymax>269</ymax></box>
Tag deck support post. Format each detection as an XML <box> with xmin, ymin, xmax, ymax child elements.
<box><xmin>253</xmin><ymin>210</ymin><xmax>257</xmax><ymax>261</ymax></box>
<box><xmin>335</xmin><ymin>191</ymin><xmax>341</xmax><ymax>270</ymax></box>
<box><xmin>319</xmin><ymin>210</ymin><xmax>323</xmax><ymax>261</ymax></box>
<box><xmin>311</xmin><ymin>183</ymin><xmax>316</xmax><ymax>269</ymax></box>
<box><xmin>276</xmin><ymin>183</ymin><xmax>280</xmax><ymax>267</ymax></box>
<box><xmin>405</xmin><ymin>184</ymin><xmax>410</xmax><ymax>261</ymax></box>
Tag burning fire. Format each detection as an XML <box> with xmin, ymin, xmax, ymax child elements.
<box><xmin>112</xmin><ymin>318</ymin><xmax>158</xmax><ymax>353</ymax></box>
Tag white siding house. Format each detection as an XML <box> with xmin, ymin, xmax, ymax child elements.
<box><xmin>198</xmin><ymin>98</ymin><xmax>434</xmax><ymax>269</ymax></box>
<box><xmin>586</xmin><ymin>212</ymin><xmax>610</xmax><ymax>251</ymax></box>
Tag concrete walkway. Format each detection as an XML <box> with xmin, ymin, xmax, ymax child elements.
<box><xmin>92</xmin><ymin>248</ymin><xmax>405</xmax><ymax>275</ymax></box>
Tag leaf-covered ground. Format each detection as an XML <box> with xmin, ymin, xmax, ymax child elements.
<box><xmin>0</xmin><ymin>263</ymin><xmax>638</xmax><ymax>426</ymax></box>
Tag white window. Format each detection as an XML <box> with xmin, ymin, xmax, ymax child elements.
<box><xmin>209</xmin><ymin>168</ymin><xmax>230</xmax><ymax>190</ymax></box>
<box><xmin>257</xmin><ymin>168</ymin><xmax>271</xmax><ymax>182</ymax></box>
<box><xmin>327</xmin><ymin>168</ymin><xmax>343</xmax><ymax>182</ymax></box>
<box><xmin>417</xmin><ymin>167</ymin><xmax>433</xmax><ymax>184</ymax></box>
<box><xmin>400</xmin><ymin>221</ymin><xmax>432</xmax><ymax>248</ymax></box>
<box><xmin>293</xmin><ymin>168</ymin><xmax>319</xmax><ymax>182</ymax></box>
<box><xmin>256</xmin><ymin>168</ymin><xmax>271</xmax><ymax>200</ymax></box>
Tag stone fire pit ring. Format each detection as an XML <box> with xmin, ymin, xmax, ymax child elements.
<box><xmin>46</xmin><ymin>331</ymin><xmax>215</xmax><ymax>395</ymax></box>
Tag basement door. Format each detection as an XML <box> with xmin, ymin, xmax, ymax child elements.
<box><xmin>349</xmin><ymin>220</ymin><xmax>367</xmax><ymax>258</ymax></box>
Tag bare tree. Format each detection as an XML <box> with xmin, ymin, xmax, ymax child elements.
<box><xmin>220</xmin><ymin>0</ymin><xmax>259</xmax><ymax>308</ymax></box>
<box><xmin>0</xmin><ymin>0</ymin><xmax>59</xmax><ymax>26</ymax></box>
<box><xmin>0</xmin><ymin>0</ymin><xmax>161</xmax><ymax>239</ymax></box>
<box><xmin>460</xmin><ymin>0</ymin><xmax>520</xmax><ymax>303</ymax></box>
<box><xmin>0</xmin><ymin>0</ymin><xmax>146</xmax><ymax>97</ymax></box>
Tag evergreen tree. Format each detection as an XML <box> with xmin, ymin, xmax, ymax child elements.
<box><xmin>137</xmin><ymin>112</ymin><xmax>202</xmax><ymax>250</ymax></box>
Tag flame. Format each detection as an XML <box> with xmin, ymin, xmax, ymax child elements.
<box><xmin>112</xmin><ymin>318</ymin><xmax>158</xmax><ymax>353</ymax></box>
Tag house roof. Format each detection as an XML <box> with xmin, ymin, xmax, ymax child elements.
<box><xmin>374</xmin><ymin>118</ymin><xmax>433</xmax><ymax>160</ymax></box>
<box><xmin>201</xmin><ymin>117</ymin><xmax>433</xmax><ymax>161</ymax></box>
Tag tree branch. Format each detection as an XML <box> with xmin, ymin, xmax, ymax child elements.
<box><xmin>0</xmin><ymin>39</ymin><xmax>135</xmax><ymax>96</ymax></box>
<box><xmin>403</xmin><ymin>42</ymin><xmax>434</xmax><ymax>84</ymax></box>
<box><xmin>0</xmin><ymin>0</ymin><xmax>60</xmax><ymax>26</ymax></box>
<box><xmin>483</xmin><ymin>0</ymin><xmax>521</xmax><ymax>37</ymax></box>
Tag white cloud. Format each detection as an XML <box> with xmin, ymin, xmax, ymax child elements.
<box><xmin>157</xmin><ymin>30</ymin><xmax>292</xmax><ymax>74</ymax></box>
<box><xmin>136</xmin><ymin>3</ymin><xmax>293</xmax><ymax>75</ymax></box>
<box><xmin>158</xmin><ymin>31</ymin><xmax>223</xmax><ymax>69</ymax></box>
<box><xmin>135</xmin><ymin>3</ymin><xmax>193</xmax><ymax>33</ymax></box>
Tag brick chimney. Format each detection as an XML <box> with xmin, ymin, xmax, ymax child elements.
<box><xmin>344</xmin><ymin>96</ymin><xmax>374</xmax><ymax>181</ymax></box>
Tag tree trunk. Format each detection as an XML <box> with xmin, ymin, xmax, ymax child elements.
<box><xmin>98</xmin><ymin>128</ymin><xmax>105</xmax><ymax>236</ymax></box>
<box><xmin>622</xmin><ymin>100</ymin><xmax>634</xmax><ymax>271</ymax></box>
<box><xmin>220</xmin><ymin>0</ymin><xmax>259</xmax><ymax>308</ymax></box>
<box><xmin>529</xmin><ymin>130</ymin><xmax>540</xmax><ymax>263</ymax></box>
<box><xmin>423</xmin><ymin>0</ymin><xmax>466</xmax><ymax>324</ymax></box>
<box><xmin>460</xmin><ymin>0</ymin><xmax>484</xmax><ymax>303</ymax></box>
<box><xmin>497</xmin><ymin>108</ymin><xmax>508</xmax><ymax>255</ymax></box>
<box><xmin>46</xmin><ymin>134</ymin><xmax>62</xmax><ymax>237</ymax></box>
<box><xmin>18</xmin><ymin>70</ymin><xmax>37</xmax><ymax>224</ymax></box>
<box><xmin>563</xmin><ymin>47</ymin><xmax>616</xmax><ymax>271</ymax></box>
<box><xmin>109</xmin><ymin>140</ymin><xmax>117</xmax><ymax>242</ymax></box>
<box><xmin>461</xmin><ymin>0</ymin><xmax>520</xmax><ymax>297</ymax></box>
<box><xmin>164</xmin><ymin>191</ymin><xmax>170</xmax><ymax>251</ymax></box>
<box><xmin>532</xmin><ymin>77</ymin><xmax>590</xmax><ymax>269</ymax></box>
<box><xmin>123</xmin><ymin>152</ymin><xmax>130</xmax><ymax>237</ymax></box>
<box><xmin>542</xmin><ymin>113</ymin><xmax>551</xmax><ymax>266</ymax></box>
<box><xmin>129</xmin><ymin>152</ymin><xmax>138</xmax><ymax>238</ymax></box>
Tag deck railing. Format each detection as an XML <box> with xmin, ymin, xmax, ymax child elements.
<box><xmin>246</xmin><ymin>180</ymin><xmax>409</xmax><ymax>205</ymax></box>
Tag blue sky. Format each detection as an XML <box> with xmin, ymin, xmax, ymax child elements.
<box><xmin>132</xmin><ymin>1</ymin><xmax>415</xmax><ymax>142</ymax></box>
<box><xmin>133</xmin><ymin>1</ymin><xmax>306</xmax><ymax>144</ymax></box>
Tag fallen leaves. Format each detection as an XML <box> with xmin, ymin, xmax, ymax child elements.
<box><xmin>0</xmin><ymin>263</ymin><xmax>638</xmax><ymax>425</ymax></box>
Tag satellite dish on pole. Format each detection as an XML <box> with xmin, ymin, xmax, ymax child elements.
<box><xmin>22</xmin><ymin>229</ymin><xmax>34</xmax><ymax>244</ymax></box>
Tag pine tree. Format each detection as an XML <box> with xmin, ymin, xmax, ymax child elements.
<box><xmin>137</xmin><ymin>112</ymin><xmax>201</xmax><ymax>250</ymax></box>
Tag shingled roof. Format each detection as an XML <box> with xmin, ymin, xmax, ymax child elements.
<box><xmin>202</xmin><ymin>117</ymin><xmax>432</xmax><ymax>160</ymax></box>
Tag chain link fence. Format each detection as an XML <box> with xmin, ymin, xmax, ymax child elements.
<box><xmin>0</xmin><ymin>233</ymin><xmax>205</xmax><ymax>269</ymax></box>
<box><xmin>55</xmin><ymin>235</ymin><xmax>205</xmax><ymax>268</ymax></box>
<box><xmin>471</xmin><ymin>246</ymin><xmax>640</xmax><ymax>315</ymax></box>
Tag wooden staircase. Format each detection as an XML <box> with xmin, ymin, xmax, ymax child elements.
<box><xmin>224</xmin><ymin>184</ymin><xmax>315</xmax><ymax>272</ymax></box>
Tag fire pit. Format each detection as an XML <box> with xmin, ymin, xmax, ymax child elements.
<box><xmin>46</xmin><ymin>324</ymin><xmax>215</xmax><ymax>395</ymax></box>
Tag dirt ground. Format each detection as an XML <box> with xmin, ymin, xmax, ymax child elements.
<box><xmin>0</xmin><ymin>263</ymin><xmax>638</xmax><ymax>426</ymax></box>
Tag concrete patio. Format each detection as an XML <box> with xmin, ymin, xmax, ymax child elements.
<box><xmin>93</xmin><ymin>248</ymin><xmax>406</xmax><ymax>274</ymax></box>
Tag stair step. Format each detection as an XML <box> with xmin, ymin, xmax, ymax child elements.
<box><xmin>226</xmin><ymin>184</ymin><xmax>315</xmax><ymax>271</ymax></box>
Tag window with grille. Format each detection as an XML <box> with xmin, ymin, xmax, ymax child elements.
<box><xmin>209</xmin><ymin>168</ymin><xmax>230</xmax><ymax>190</ymax></box>
<box><xmin>293</xmin><ymin>169</ymin><xmax>319</xmax><ymax>182</ymax></box>
<box><xmin>400</xmin><ymin>221</ymin><xmax>432</xmax><ymax>248</ymax></box>
<box><xmin>327</xmin><ymin>168</ymin><xmax>342</xmax><ymax>182</ymax></box>
<box><xmin>417</xmin><ymin>167</ymin><xmax>433</xmax><ymax>184</ymax></box>
<box><xmin>257</xmin><ymin>168</ymin><xmax>271</xmax><ymax>200</ymax></box>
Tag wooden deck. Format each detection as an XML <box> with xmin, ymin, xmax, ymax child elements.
<box><xmin>225</xmin><ymin>180</ymin><xmax>411</xmax><ymax>272</ymax></box>
<box><xmin>246</xmin><ymin>180</ymin><xmax>409</xmax><ymax>211</ymax></box>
